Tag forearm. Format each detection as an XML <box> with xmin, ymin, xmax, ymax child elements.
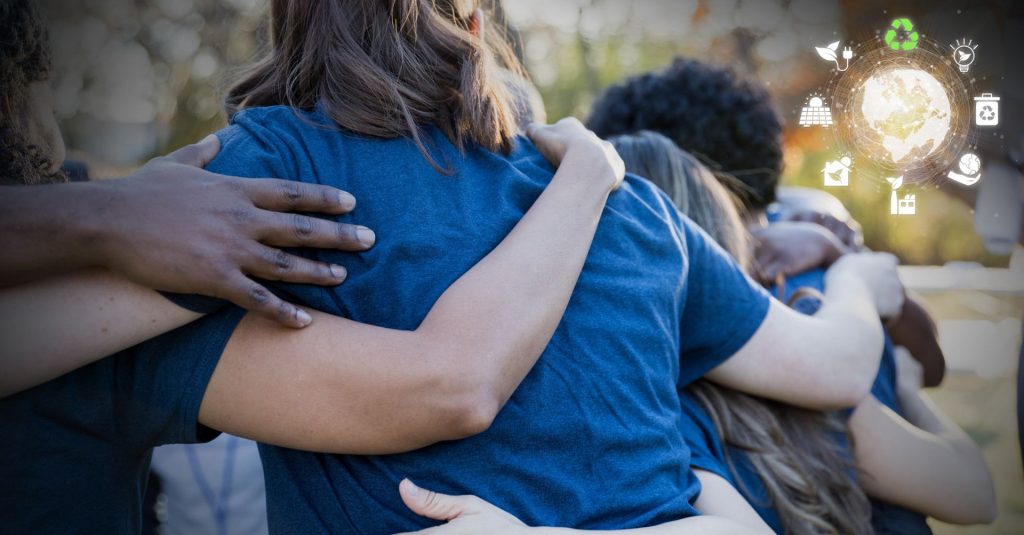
<box><xmin>887</xmin><ymin>297</ymin><xmax>945</xmax><ymax>387</ymax></box>
<box><xmin>851</xmin><ymin>395</ymin><xmax>995</xmax><ymax>524</ymax></box>
<box><xmin>417</xmin><ymin>144</ymin><xmax>612</xmax><ymax>414</ymax></box>
<box><xmin>806</xmin><ymin>273</ymin><xmax>885</xmax><ymax>398</ymax></box>
<box><xmin>899</xmin><ymin>389</ymin><xmax>988</xmax><ymax>468</ymax></box>
<box><xmin>0</xmin><ymin>269</ymin><xmax>199</xmax><ymax>397</ymax></box>
<box><xmin>707</xmin><ymin>292</ymin><xmax>883</xmax><ymax>410</ymax></box>
<box><xmin>203</xmin><ymin>145</ymin><xmax>614</xmax><ymax>454</ymax></box>
<box><xmin>0</xmin><ymin>183</ymin><xmax>110</xmax><ymax>285</ymax></box>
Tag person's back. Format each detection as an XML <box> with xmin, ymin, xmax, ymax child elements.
<box><xmin>202</xmin><ymin>102</ymin><xmax>768</xmax><ymax>532</ymax></box>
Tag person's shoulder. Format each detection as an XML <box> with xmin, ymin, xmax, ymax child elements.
<box><xmin>211</xmin><ymin>106</ymin><xmax>332</xmax><ymax>180</ymax></box>
<box><xmin>222</xmin><ymin>105</ymin><xmax>329</xmax><ymax>147</ymax></box>
<box><xmin>614</xmin><ymin>173</ymin><xmax>688</xmax><ymax>225</ymax></box>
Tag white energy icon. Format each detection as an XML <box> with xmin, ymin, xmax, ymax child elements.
<box><xmin>951</xmin><ymin>38</ymin><xmax>978</xmax><ymax>73</ymax></box>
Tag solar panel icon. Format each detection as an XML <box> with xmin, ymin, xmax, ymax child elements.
<box><xmin>799</xmin><ymin>96</ymin><xmax>833</xmax><ymax>127</ymax></box>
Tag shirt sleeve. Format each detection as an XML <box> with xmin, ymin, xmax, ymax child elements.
<box><xmin>120</xmin><ymin>306</ymin><xmax>248</xmax><ymax>446</ymax></box>
<box><xmin>677</xmin><ymin>217</ymin><xmax>772</xmax><ymax>387</ymax></box>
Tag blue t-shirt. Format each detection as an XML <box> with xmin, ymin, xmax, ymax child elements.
<box><xmin>167</xmin><ymin>105</ymin><xmax>771</xmax><ymax>533</ymax></box>
<box><xmin>0</xmin><ymin>308</ymin><xmax>245</xmax><ymax>533</ymax></box>
<box><xmin>679</xmin><ymin>268</ymin><xmax>931</xmax><ymax>534</ymax></box>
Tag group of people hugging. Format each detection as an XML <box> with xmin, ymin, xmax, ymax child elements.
<box><xmin>0</xmin><ymin>0</ymin><xmax>999</xmax><ymax>533</ymax></box>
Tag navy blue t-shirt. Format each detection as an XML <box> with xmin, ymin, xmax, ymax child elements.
<box><xmin>163</xmin><ymin>105</ymin><xmax>772</xmax><ymax>533</ymax></box>
<box><xmin>679</xmin><ymin>268</ymin><xmax>931</xmax><ymax>534</ymax></box>
<box><xmin>0</xmin><ymin>308</ymin><xmax>245</xmax><ymax>533</ymax></box>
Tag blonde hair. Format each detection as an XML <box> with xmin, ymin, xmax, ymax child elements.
<box><xmin>611</xmin><ymin>131</ymin><xmax>873</xmax><ymax>535</ymax></box>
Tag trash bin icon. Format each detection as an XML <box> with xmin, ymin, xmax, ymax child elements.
<box><xmin>975</xmin><ymin>93</ymin><xmax>1000</xmax><ymax>126</ymax></box>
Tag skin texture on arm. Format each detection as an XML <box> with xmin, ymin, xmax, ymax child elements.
<box><xmin>0</xmin><ymin>135</ymin><xmax>372</xmax><ymax>328</ymax></box>
<box><xmin>201</xmin><ymin>119</ymin><xmax>624</xmax><ymax>453</ymax></box>
<box><xmin>0</xmin><ymin>268</ymin><xmax>199</xmax><ymax>397</ymax></box>
<box><xmin>394</xmin><ymin>479</ymin><xmax>771</xmax><ymax>535</ymax></box>
<box><xmin>850</xmin><ymin>349</ymin><xmax>996</xmax><ymax>525</ymax></box>
<box><xmin>705</xmin><ymin>252</ymin><xmax>900</xmax><ymax>410</ymax></box>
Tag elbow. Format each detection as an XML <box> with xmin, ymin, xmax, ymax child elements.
<box><xmin>935</xmin><ymin>494</ymin><xmax>997</xmax><ymax>526</ymax></box>
<box><xmin>949</xmin><ymin>472</ymin><xmax>998</xmax><ymax>525</ymax></box>
<box><xmin>830</xmin><ymin>324</ymin><xmax>885</xmax><ymax>407</ymax></box>
<box><xmin>930</xmin><ymin>458</ymin><xmax>997</xmax><ymax>525</ymax></box>
<box><xmin>431</xmin><ymin>356</ymin><xmax>504</xmax><ymax>438</ymax></box>
<box><xmin>837</xmin><ymin>365</ymin><xmax>876</xmax><ymax>408</ymax></box>
<box><xmin>445</xmin><ymin>386</ymin><xmax>501</xmax><ymax>438</ymax></box>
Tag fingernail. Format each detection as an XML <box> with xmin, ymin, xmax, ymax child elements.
<box><xmin>330</xmin><ymin>264</ymin><xmax>347</xmax><ymax>280</ymax></box>
<box><xmin>200</xmin><ymin>134</ymin><xmax>218</xmax><ymax>146</ymax></box>
<box><xmin>338</xmin><ymin>192</ymin><xmax>356</xmax><ymax>211</ymax></box>
<box><xmin>356</xmin><ymin>226</ymin><xmax>376</xmax><ymax>247</ymax></box>
<box><xmin>296</xmin><ymin>309</ymin><xmax>313</xmax><ymax>327</ymax></box>
<box><xmin>403</xmin><ymin>479</ymin><xmax>420</xmax><ymax>498</ymax></box>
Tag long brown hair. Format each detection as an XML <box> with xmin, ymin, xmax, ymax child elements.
<box><xmin>226</xmin><ymin>0</ymin><xmax>524</xmax><ymax>170</ymax></box>
<box><xmin>611</xmin><ymin>131</ymin><xmax>873</xmax><ymax>535</ymax></box>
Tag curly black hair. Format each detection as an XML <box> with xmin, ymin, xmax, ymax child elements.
<box><xmin>0</xmin><ymin>0</ymin><xmax>63</xmax><ymax>185</ymax></box>
<box><xmin>587</xmin><ymin>57</ymin><xmax>783</xmax><ymax>211</ymax></box>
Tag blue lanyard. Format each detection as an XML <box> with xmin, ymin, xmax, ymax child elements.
<box><xmin>185</xmin><ymin>436</ymin><xmax>239</xmax><ymax>535</ymax></box>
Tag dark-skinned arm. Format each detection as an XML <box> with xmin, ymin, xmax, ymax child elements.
<box><xmin>0</xmin><ymin>135</ymin><xmax>373</xmax><ymax>328</ymax></box>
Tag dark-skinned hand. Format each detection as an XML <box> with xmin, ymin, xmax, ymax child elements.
<box><xmin>752</xmin><ymin>221</ymin><xmax>850</xmax><ymax>285</ymax></box>
<box><xmin>778</xmin><ymin>209</ymin><xmax>864</xmax><ymax>250</ymax></box>
<box><xmin>88</xmin><ymin>135</ymin><xmax>374</xmax><ymax>328</ymax></box>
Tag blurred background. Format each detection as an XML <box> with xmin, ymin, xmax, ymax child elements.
<box><xmin>39</xmin><ymin>0</ymin><xmax>1024</xmax><ymax>533</ymax></box>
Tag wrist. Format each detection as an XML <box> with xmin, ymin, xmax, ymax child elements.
<box><xmin>563</xmin><ymin>141</ymin><xmax>620</xmax><ymax>194</ymax></box>
<box><xmin>72</xmin><ymin>180</ymin><xmax>124</xmax><ymax>269</ymax></box>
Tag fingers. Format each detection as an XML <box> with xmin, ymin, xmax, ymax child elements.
<box><xmin>244</xmin><ymin>178</ymin><xmax>358</xmax><ymax>215</ymax></box>
<box><xmin>399</xmin><ymin>479</ymin><xmax>479</xmax><ymax>522</ymax></box>
<box><xmin>244</xmin><ymin>245</ymin><xmax>349</xmax><ymax>286</ymax></box>
<box><xmin>163</xmin><ymin>134</ymin><xmax>221</xmax><ymax>168</ymax></box>
<box><xmin>258</xmin><ymin>212</ymin><xmax>375</xmax><ymax>251</ymax></box>
<box><xmin>221</xmin><ymin>275</ymin><xmax>313</xmax><ymax>329</ymax></box>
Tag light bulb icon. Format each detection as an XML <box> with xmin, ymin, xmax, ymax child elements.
<box><xmin>951</xmin><ymin>38</ymin><xmax>978</xmax><ymax>73</ymax></box>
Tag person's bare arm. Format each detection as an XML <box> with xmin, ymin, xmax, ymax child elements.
<box><xmin>201</xmin><ymin>119</ymin><xmax>623</xmax><ymax>453</ymax></box>
<box><xmin>0</xmin><ymin>135</ymin><xmax>371</xmax><ymax>327</ymax></box>
<box><xmin>2</xmin><ymin>120</ymin><xmax>622</xmax><ymax>453</ymax></box>
<box><xmin>887</xmin><ymin>296</ymin><xmax>946</xmax><ymax>387</ymax></box>
<box><xmin>0</xmin><ymin>268</ymin><xmax>201</xmax><ymax>396</ymax></box>
<box><xmin>690</xmin><ymin>470</ymin><xmax>773</xmax><ymax>533</ymax></box>
<box><xmin>850</xmin><ymin>349</ymin><xmax>996</xmax><ymax>525</ymax></box>
<box><xmin>706</xmin><ymin>252</ymin><xmax>901</xmax><ymax>410</ymax></box>
<box><xmin>393</xmin><ymin>479</ymin><xmax>770</xmax><ymax>535</ymax></box>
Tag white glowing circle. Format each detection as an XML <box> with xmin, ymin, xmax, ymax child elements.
<box><xmin>809</xmin><ymin>96</ymin><xmax>824</xmax><ymax>107</ymax></box>
<box><xmin>959</xmin><ymin>153</ymin><xmax>981</xmax><ymax>175</ymax></box>
<box><xmin>859</xmin><ymin>68</ymin><xmax>952</xmax><ymax>165</ymax></box>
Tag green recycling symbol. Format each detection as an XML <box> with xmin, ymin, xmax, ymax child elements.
<box><xmin>885</xmin><ymin>18</ymin><xmax>919</xmax><ymax>51</ymax></box>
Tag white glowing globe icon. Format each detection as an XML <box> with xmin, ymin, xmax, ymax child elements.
<box><xmin>959</xmin><ymin>153</ymin><xmax>981</xmax><ymax>175</ymax></box>
<box><xmin>859</xmin><ymin>68</ymin><xmax>952</xmax><ymax>165</ymax></box>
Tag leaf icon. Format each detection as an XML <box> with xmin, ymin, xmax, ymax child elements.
<box><xmin>816</xmin><ymin>46</ymin><xmax>838</xmax><ymax>62</ymax></box>
<box><xmin>828</xmin><ymin>41</ymin><xmax>840</xmax><ymax>51</ymax></box>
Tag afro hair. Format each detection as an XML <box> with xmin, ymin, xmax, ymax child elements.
<box><xmin>0</xmin><ymin>0</ymin><xmax>63</xmax><ymax>185</ymax></box>
<box><xmin>587</xmin><ymin>57</ymin><xmax>783</xmax><ymax>210</ymax></box>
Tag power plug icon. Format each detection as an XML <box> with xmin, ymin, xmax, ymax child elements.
<box><xmin>839</xmin><ymin>47</ymin><xmax>853</xmax><ymax>71</ymax></box>
<box><xmin>814</xmin><ymin>42</ymin><xmax>855</xmax><ymax>72</ymax></box>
